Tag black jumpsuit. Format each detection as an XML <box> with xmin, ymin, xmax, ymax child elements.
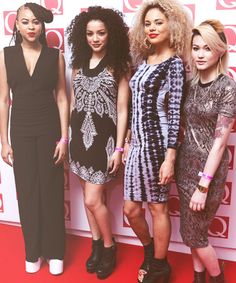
<box><xmin>4</xmin><ymin>44</ymin><xmax>65</xmax><ymax>261</ymax></box>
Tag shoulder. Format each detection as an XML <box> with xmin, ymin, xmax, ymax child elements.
<box><xmin>44</xmin><ymin>46</ymin><xmax>60</xmax><ymax>57</ymax></box>
<box><xmin>218</xmin><ymin>74</ymin><xmax>236</xmax><ymax>93</ymax></box>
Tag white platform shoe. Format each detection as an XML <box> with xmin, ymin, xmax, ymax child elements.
<box><xmin>25</xmin><ymin>257</ymin><xmax>43</xmax><ymax>273</ymax></box>
<box><xmin>48</xmin><ymin>259</ymin><xmax>64</xmax><ymax>275</ymax></box>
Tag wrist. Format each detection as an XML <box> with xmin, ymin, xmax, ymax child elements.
<box><xmin>115</xmin><ymin>147</ymin><xmax>124</xmax><ymax>153</ymax></box>
<box><xmin>59</xmin><ymin>137</ymin><xmax>69</xmax><ymax>144</ymax></box>
<box><xmin>124</xmin><ymin>137</ymin><xmax>130</xmax><ymax>144</ymax></box>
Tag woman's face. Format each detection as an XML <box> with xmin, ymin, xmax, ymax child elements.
<box><xmin>86</xmin><ymin>20</ymin><xmax>108</xmax><ymax>55</ymax></box>
<box><xmin>144</xmin><ymin>8</ymin><xmax>170</xmax><ymax>47</ymax></box>
<box><xmin>16</xmin><ymin>7</ymin><xmax>42</xmax><ymax>43</ymax></box>
<box><xmin>191</xmin><ymin>35</ymin><xmax>220</xmax><ymax>72</ymax></box>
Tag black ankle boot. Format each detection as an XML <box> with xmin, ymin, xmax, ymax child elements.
<box><xmin>193</xmin><ymin>270</ymin><xmax>206</xmax><ymax>283</ymax></box>
<box><xmin>209</xmin><ymin>272</ymin><xmax>225</xmax><ymax>283</ymax></box>
<box><xmin>140</xmin><ymin>258</ymin><xmax>171</xmax><ymax>283</ymax></box>
<box><xmin>96</xmin><ymin>241</ymin><xmax>117</xmax><ymax>279</ymax></box>
<box><xmin>86</xmin><ymin>238</ymin><xmax>103</xmax><ymax>273</ymax></box>
<box><xmin>137</xmin><ymin>240</ymin><xmax>154</xmax><ymax>283</ymax></box>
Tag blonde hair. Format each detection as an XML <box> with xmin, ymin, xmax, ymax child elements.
<box><xmin>191</xmin><ymin>19</ymin><xmax>229</xmax><ymax>83</ymax></box>
<box><xmin>129</xmin><ymin>0</ymin><xmax>193</xmax><ymax>67</ymax></box>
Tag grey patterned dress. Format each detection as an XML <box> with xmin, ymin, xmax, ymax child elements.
<box><xmin>124</xmin><ymin>56</ymin><xmax>185</xmax><ymax>203</ymax></box>
<box><xmin>70</xmin><ymin>58</ymin><xmax>117</xmax><ymax>184</ymax></box>
<box><xmin>175</xmin><ymin>74</ymin><xmax>236</xmax><ymax>248</ymax></box>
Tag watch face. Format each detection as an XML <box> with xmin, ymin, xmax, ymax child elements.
<box><xmin>198</xmin><ymin>185</ymin><xmax>208</xmax><ymax>193</ymax></box>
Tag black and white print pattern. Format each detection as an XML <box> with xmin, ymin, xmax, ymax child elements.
<box><xmin>124</xmin><ymin>56</ymin><xmax>185</xmax><ymax>202</ymax></box>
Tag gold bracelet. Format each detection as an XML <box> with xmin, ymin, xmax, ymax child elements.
<box><xmin>197</xmin><ymin>185</ymin><xmax>209</xmax><ymax>193</ymax></box>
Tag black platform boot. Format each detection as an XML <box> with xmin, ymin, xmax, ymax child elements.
<box><xmin>86</xmin><ymin>238</ymin><xmax>103</xmax><ymax>273</ymax></box>
<box><xmin>96</xmin><ymin>241</ymin><xmax>117</xmax><ymax>279</ymax></box>
<box><xmin>193</xmin><ymin>270</ymin><xmax>206</xmax><ymax>283</ymax></box>
<box><xmin>138</xmin><ymin>240</ymin><xmax>154</xmax><ymax>283</ymax></box>
<box><xmin>141</xmin><ymin>257</ymin><xmax>171</xmax><ymax>283</ymax></box>
<box><xmin>209</xmin><ymin>272</ymin><xmax>225</xmax><ymax>283</ymax></box>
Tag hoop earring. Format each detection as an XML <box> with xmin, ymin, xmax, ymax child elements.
<box><xmin>143</xmin><ymin>37</ymin><xmax>151</xmax><ymax>49</ymax></box>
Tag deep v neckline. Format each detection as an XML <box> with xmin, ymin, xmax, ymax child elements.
<box><xmin>19</xmin><ymin>44</ymin><xmax>44</xmax><ymax>79</ymax></box>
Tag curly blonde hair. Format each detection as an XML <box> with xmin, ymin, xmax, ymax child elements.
<box><xmin>130</xmin><ymin>0</ymin><xmax>192</xmax><ymax>67</ymax></box>
<box><xmin>191</xmin><ymin>19</ymin><xmax>229</xmax><ymax>84</ymax></box>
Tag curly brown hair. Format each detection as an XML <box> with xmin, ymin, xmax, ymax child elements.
<box><xmin>130</xmin><ymin>0</ymin><xmax>192</xmax><ymax>67</ymax></box>
<box><xmin>66</xmin><ymin>6</ymin><xmax>131</xmax><ymax>81</ymax></box>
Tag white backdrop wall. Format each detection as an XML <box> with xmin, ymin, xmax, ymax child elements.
<box><xmin>0</xmin><ymin>0</ymin><xmax>236</xmax><ymax>261</ymax></box>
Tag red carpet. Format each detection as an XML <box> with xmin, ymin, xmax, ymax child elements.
<box><xmin>0</xmin><ymin>223</ymin><xmax>235</xmax><ymax>283</ymax></box>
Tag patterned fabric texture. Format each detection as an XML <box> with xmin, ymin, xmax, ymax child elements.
<box><xmin>70</xmin><ymin>58</ymin><xmax>117</xmax><ymax>184</ymax></box>
<box><xmin>175</xmin><ymin>74</ymin><xmax>236</xmax><ymax>247</ymax></box>
<box><xmin>124</xmin><ymin>56</ymin><xmax>185</xmax><ymax>203</ymax></box>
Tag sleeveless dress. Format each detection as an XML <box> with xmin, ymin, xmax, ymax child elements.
<box><xmin>175</xmin><ymin>75</ymin><xmax>236</xmax><ymax>248</ymax></box>
<box><xmin>70</xmin><ymin>58</ymin><xmax>118</xmax><ymax>184</ymax></box>
<box><xmin>124</xmin><ymin>56</ymin><xmax>185</xmax><ymax>203</ymax></box>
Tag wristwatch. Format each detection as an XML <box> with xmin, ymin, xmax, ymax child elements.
<box><xmin>197</xmin><ymin>185</ymin><xmax>209</xmax><ymax>193</ymax></box>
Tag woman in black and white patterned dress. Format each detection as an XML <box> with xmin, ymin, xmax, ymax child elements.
<box><xmin>67</xmin><ymin>6</ymin><xmax>130</xmax><ymax>279</ymax></box>
<box><xmin>123</xmin><ymin>1</ymin><xmax>192</xmax><ymax>283</ymax></box>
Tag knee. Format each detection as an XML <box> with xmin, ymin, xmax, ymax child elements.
<box><xmin>84</xmin><ymin>197</ymin><xmax>101</xmax><ymax>213</ymax></box>
<box><xmin>148</xmin><ymin>202</ymin><xmax>169</xmax><ymax>218</ymax></box>
<box><xmin>124</xmin><ymin>203</ymin><xmax>142</xmax><ymax>220</ymax></box>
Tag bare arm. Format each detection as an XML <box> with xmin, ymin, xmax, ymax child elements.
<box><xmin>109</xmin><ymin>73</ymin><xmax>130</xmax><ymax>174</ymax></box>
<box><xmin>0</xmin><ymin>50</ymin><xmax>13</xmax><ymax>166</ymax></box>
<box><xmin>190</xmin><ymin>114</ymin><xmax>235</xmax><ymax>211</ymax></box>
<box><xmin>69</xmin><ymin>68</ymin><xmax>77</xmax><ymax>115</ymax></box>
<box><xmin>54</xmin><ymin>51</ymin><xmax>69</xmax><ymax>164</ymax></box>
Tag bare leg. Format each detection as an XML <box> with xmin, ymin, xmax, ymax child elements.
<box><xmin>84</xmin><ymin>182</ymin><xmax>113</xmax><ymax>247</ymax></box>
<box><xmin>192</xmin><ymin>245</ymin><xmax>221</xmax><ymax>276</ymax></box>
<box><xmin>124</xmin><ymin>200</ymin><xmax>152</xmax><ymax>245</ymax></box>
<box><xmin>148</xmin><ymin>202</ymin><xmax>171</xmax><ymax>259</ymax></box>
<box><xmin>191</xmin><ymin>248</ymin><xmax>205</xmax><ymax>272</ymax></box>
<box><xmin>78</xmin><ymin>177</ymin><xmax>101</xmax><ymax>240</ymax></box>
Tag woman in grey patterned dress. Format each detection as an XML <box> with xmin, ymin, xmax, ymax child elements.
<box><xmin>175</xmin><ymin>20</ymin><xmax>236</xmax><ymax>283</ymax></box>
<box><xmin>67</xmin><ymin>6</ymin><xmax>130</xmax><ymax>279</ymax></box>
<box><xmin>123</xmin><ymin>1</ymin><xmax>192</xmax><ymax>283</ymax></box>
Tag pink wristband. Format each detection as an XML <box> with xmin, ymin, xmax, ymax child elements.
<box><xmin>198</xmin><ymin>171</ymin><xmax>213</xmax><ymax>180</ymax></box>
<box><xmin>60</xmin><ymin>137</ymin><xmax>69</xmax><ymax>144</ymax></box>
<box><xmin>115</xmin><ymin>147</ymin><xmax>124</xmax><ymax>152</ymax></box>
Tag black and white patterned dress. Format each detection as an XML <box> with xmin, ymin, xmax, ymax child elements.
<box><xmin>124</xmin><ymin>56</ymin><xmax>185</xmax><ymax>203</ymax></box>
<box><xmin>70</xmin><ymin>58</ymin><xmax>117</xmax><ymax>184</ymax></box>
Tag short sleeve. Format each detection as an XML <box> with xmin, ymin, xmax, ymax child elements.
<box><xmin>218</xmin><ymin>78</ymin><xmax>236</xmax><ymax>118</ymax></box>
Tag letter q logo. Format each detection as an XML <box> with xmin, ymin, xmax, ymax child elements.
<box><xmin>3</xmin><ymin>11</ymin><xmax>17</xmax><ymax>35</ymax></box>
<box><xmin>123</xmin><ymin>0</ymin><xmax>142</xmax><ymax>13</ymax></box>
<box><xmin>224</xmin><ymin>26</ymin><xmax>236</xmax><ymax>52</ymax></box>
<box><xmin>216</xmin><ymin>0</ymin><xmax>236</xmax><ymax>9</ymax></box>
<box><xmin>208</xmin><ymin>216</ymin><xmax>229</xmax><ymax>239</ymax></box>
<box><xmin>46</xmin><ymin>28</ymin><xmax>64</xmax><ymax>52</ymax></box>
<box><xmin>40</xmin><ymin>0</ymin><xmax>63</xmax><ymax>15</ymax></box>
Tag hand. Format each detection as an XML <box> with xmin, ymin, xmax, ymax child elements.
<box><xmin>53</xmin><ymin>141</ymin><xmax>67</xmax><ymax>165</ymax></box>
<box><xmin>109</xmin><ymin>151</ymin><xmax>122</xmax><ymax>176</ymax></box>
<box><xmin>189</xmin><ymin>188</ymin><xmax>207</xmax><ymax>211</ymax></box>
<box><xmin>122</xmin><ymin>143</ymin><xmax>130</xmax><ymax>164</ymax></box>
<box><xmin>158</xmin><ymin>160</ymin><xmax>174</xmax><ymax>185</ymax></box>
<box><xmin>1</xmin><ymin>143</ymin><xmax>14</xmax><ymax>166</ymax></box>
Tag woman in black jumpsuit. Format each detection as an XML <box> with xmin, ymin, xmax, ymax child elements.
<box><xmin>0</xmin><ymin>3</ymin><xmax>68</xmax><ymax>275</ymax></box>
